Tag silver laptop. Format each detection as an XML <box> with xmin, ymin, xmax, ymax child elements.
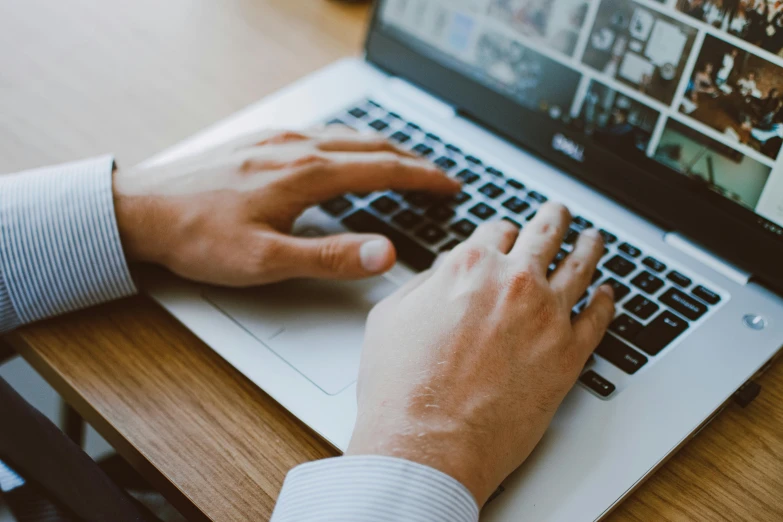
<box><xmin>144</xmin><ymin>1</ymin><xmax>783</xmax><ymax>520</ymax></box>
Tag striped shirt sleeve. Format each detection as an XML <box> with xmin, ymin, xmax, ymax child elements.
<box><xmin>0</xmin><ymin>156</ymin><xmax>137</xmax><ymax>334</ymax></box>
<box><xmin>271</xmin><ymin>456</ymin><xmax>480</xmax><ymax>522</ymax></box>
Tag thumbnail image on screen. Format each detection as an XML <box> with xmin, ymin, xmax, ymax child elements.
<box><xmin>475</xmin><ymin>30</ymin><xmax>582</xmax><ymax>115</ymax></box>
<box><xmin>677</xmin><ymin>0</ymin><xmax>783</xmax><ymax>58</ymax></box>
<box><xmin>655</xmin><ymin>119</ymin><xmax>772</xmax><ymax>208</ymax></box>
<box><xmin>572</xmin><ymin>80</ymin><xmax>661</xmax><ymax>160</ymax></box>
<box><xmin>582</xmin><ymin>0</ymin><xmax>699</xmax><ymax>104</ymax></box>
<box><xmin>680</xmin><ymin>34</ymin><xmax>783</xmax><ymax>160</ymax></box>
<box><xmin>487</xmin><ymin>0</ymin><xmax>591</xmax><ymax>57</ymax></box>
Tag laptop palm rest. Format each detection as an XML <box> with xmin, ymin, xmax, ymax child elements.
<box><xmin>202</xmin><ymin>276</ymin><xmax>398</xmax><ymax>396</ymax></box>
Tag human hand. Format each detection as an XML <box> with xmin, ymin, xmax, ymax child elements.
<box><xmin>113</xmin><ymin>127</ymin><xmax>459</xmax><ymax>286</ymax></box>
<box><xmin>346</xmin><ymin>203</ymin><xmax>615</xmax><ymax>505</ymax></box>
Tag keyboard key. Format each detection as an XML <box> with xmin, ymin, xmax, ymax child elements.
<box><xmin>619</xmin><ymin>243</ymin><xmax>642</xmax><ymax>258</ymax></box>
<box><xmin>667</xmin><ymin>271</ymin><xmax>692</xmax><ymax>288</ymax></box>
<box><xmin>692</xmin><ymin>285</ymin><xmax>721</xmax><ymax>305</ymax></box>
<box><xmin>445</xmin><ymin>144</ymin><xmax>462</xmax><ymax>154</ymax></box>
<box><xmin>404</xmin><ymin>192</ymin><xmax>435</xmax><ymax>208</ymax></box>
<box><xmin>631</xmin><ymin>272</ymin><xmax>665</xmax><ymax>295</ymax></box>
<box><xmin>503</xmin><ymin>216</ymin><xmax>522</xmax><ymax>228</ymax></box>
<box><xmin>392</xmin><ymin>209</ymin><xmax>423</xmax><ymax>230</ymax></box>
<box><xmin>425</xmin><ymin>132</ymin><xmax>441</xmax><ymax>142</ymax></box>
<box><xmin>642</xmin><ymin>257</ymin><xmax>667</xmax><ymax>273</ymax></box>
<box><xmin>598</xmin><ymin>229</ymin><xmax>617</xmax><ymax>244</ymax></box>
<box><xmin>591</xmin><ymin>269</ymin><xmax>604</xmax><ymax>284</ymax></box>
<box><xmin>526</xmin><ymin>211</ymin><xmax>537</xmax><ymax>221</ymax></box>
<box><xmin>610</xmin><ymin>314</ymin><xmax>644</xmax><ymax>341</ymax></box>
<box><xmin>580</xmin><ymin>371</ymin><xmax>616</xmax><ymax>398</ymax></box>
<box><xmin>387</xmin><ymin>111</ymin><xmax>402</xmax><ymax>120</ymax></box>
<box><xmin>469</xmin><ymin>203</ymin><xmax>497</xmax><ymax>220</ymax></box>
<box><xmin>370</xmin><ymin>119</ymin><xmax>389</xmax><ymax>131</ymax></box>
<box><xmin>604</xmin><ymin>255</ymin><xmax>637</xmax><ymax>277</ymax></box>
<box><xmin>554</xmin><ymin>248</ymin><xmax>568</xmax><ymax>266</ymax></box>
<box><xmin>456</xmin><ymin>169</ymin><xmax>480</xmax><ymax>184</ymax></box>
<box><xmin>528</xmin><ymin>191</ymin><xmax>548</xmax><ymax>203</ymax></box>
<box><xmin>506</xmin><ymin>179</ymin><xmax>525</xmax><ymax>190</ymax></box>
<box><xmin>573</xmin><ymin>216</ymin><xmax>593</xmax><ymax>229</ymax></box>
<box><xmin>450</xmin><ymin>219</ymin><xmax>477</xmax><ymax>238</ymax></box>
<box><xmin>451</xmin><ymin>192</ymin><xmax>472</xmax><ymax>206</ymax></box>
<box><xmin>426</xmin><ymin>205</ymin><xmax>456</xmax><ymax>222</ymax></box>
<box><xmin>660</xmin><ymin>288</ymin><xmax>707</xmax><ymax>320</ymax></box>
<box><xmin>406</xmin><ymin>122</ymin><xmax>421</xmax><ymax>131</ymax></box>
<box><xmin>320</xmin><ymin>196</ymin><xmax>353</xmax><ymax>217</ymax></box>
<box><xmin>439</xmin><ymin>239</ymin><xmax>462</xmax><ymax>252</ymax></box>
<box><xmin>416</xmin><ymin>224</ymin><xmax>447</xmax><ymax>244</ymax></box>
<box><xmin>485</xmin><ymin>167</ymin><xmax>503</xmax><ymax>177</ymax></box>
<box><xmin>412</xmin><ymin>143</ymin><xmax>434</xmax><ymax>157</ymax></box>
<box><xmin>327</xmin><ymin>118</ymin><xmax>345</xmax><ymax>126</ymax></box>
<box><xmin>390</xmin><ymin>131</ymin><xmax>411</xmax><ymax>144</ymax></box>
<box><xmin>465</xmin><ymin>155</ymin><xmax>482</xmax><ymax>165</ymax></box>
<box><xmin>602</xmin><ymin>278</ymin><xmax>630</xmax><ymax>301</ymax></box>
<box><xmin>342</xmin><ymin>210</ymin><xmax>435</xmax><ymax>271</ymax></box>
<box><xmin>564</xmin><ymin>228</ymin><xmax>580</xmax><ymax>245</ymax></box>
<box><xmin>634</xmin><ymin>311</ymin><xmax>689</xmax><ymax>356</ymax></box>
<box><xmin>595</xmin><ymin>335</ymin><xmax>648</xmax><ymax>374</ymax></box>
<box><xmin>624</xmin><ymin>295</ymin><xmax>660</xmax><ymax>320</ymax></box>
<box><xmin>348</xmin><ymin>107</ymin><xmax>368</xmax><ymax>119</ymax></box>
<box><xmin>367</xmin><ymin>100</ymin><xmax>382</xmax><ymax>108</ymax></box>
<box><xmin>502</xmin><ymin>196</ymin><xmax>530</xmax><ymax>214</ymax></box>
<box><xmin>434</xmin><ymin>156</ymin><xmax>458</xmax><ymax>171</ymax></box>
<box><xmin>370</xmin><ymin>196</ymin><xmax>400</xmax><ymax>215</ymax></box>
<box><xmin>479</xmin><ymin>183</ymin><xmax>505</xmax><ymax>199</ymax></box>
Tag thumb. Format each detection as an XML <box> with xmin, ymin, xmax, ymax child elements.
<box><xmin>268</xmin><ymin>233</ymin><xmax>397</xmax><ymax>280</ymax></box>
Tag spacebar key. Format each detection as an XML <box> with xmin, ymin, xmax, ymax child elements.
<box><xmin>342</xmin><ymin>210</ymin><xmax>436</xmax><ymax>272</ymax></box>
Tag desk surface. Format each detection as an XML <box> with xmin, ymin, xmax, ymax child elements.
<box><xmin>2</xmin><ymin>1</ymin><xmax>782</xmax><ymax>521</ymax></box>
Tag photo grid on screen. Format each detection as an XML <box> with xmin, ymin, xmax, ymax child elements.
<box><xmin>379</xmin><ymin>0</ymin><xmax>783</xmax><ymax>232</ymax></box>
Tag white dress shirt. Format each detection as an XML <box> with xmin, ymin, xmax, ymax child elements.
<box><xmin>0</xmin><ymin>157</ymin><xmax>480</xmax><ymax>521</ymax></box>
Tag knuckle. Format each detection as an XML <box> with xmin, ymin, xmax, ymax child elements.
<box><xmin>316</xmin><ymin>239</ymin><xmax>348</xmax><ymax>273</ymax></box>
<box><xmin>503</xmin><ymin>268</ymin><xmax>538</xmax><ymax>297</ymax></box>
<box><xmin>451</xmin><ymin>245</ymin><xmax>490</xmax><ymax>271</ymax></box>
<box><xmin>533</xmin><ymin>300</ymin><xmax>559</xmax><ymax>328</ymax></box>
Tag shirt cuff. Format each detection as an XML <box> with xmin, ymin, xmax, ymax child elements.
<box><xmin>271</xmin><ymin>456</ymin><xmax>480</xmax><ymax>522</ymax></box>
<box><xmin>0</xmin><ymin>156</ymin><xmax>137</xmax><ymax>334</ymax></box>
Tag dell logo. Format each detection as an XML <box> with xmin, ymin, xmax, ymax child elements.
<box><xmin>552</xmin><ymin>133</ymin><xmax>585</xmax><ymax>163</ymax></box>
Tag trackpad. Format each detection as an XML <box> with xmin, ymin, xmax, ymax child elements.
<box><xmin>202</xmin><ymin>276</ymin><xmax>398</xmax><ymax>395</ymax></box>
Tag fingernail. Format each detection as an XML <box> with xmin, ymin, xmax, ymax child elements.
<box><xmin>597</xmin><ymin>284</ymin><xmax>615</xmax><ymax>299</ymax></box>
<box><xmin>360</xmin><ymin>239</ymin><xmax>391</xmax><ymax>273</ymax></box>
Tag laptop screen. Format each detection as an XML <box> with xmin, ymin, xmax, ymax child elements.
<box><xmin>376</xmin><ymin>0</ymin><xmax>783</xmax><ymax>239</ymax></box>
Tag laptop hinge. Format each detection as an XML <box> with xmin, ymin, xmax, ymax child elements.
<box><xmin>385</xmin><ymin>77</ymin><xmax>458</xmax><ymax>120</ymax></box>
<box><xmin>664</xmin><ymin>232</ymin><xmax>750</xmax><ymax>286</ymax></box>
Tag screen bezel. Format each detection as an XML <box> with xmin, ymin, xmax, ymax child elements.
<box><xmin>364</xmin><ymin>2</ymin><xmax>783</xmax><ymax>295</ymax></box>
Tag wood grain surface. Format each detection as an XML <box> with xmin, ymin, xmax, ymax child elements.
<box><xmin>1</xmin><ymin>1</ymin><xmax>782</xmax><ymax>521</ymax></box>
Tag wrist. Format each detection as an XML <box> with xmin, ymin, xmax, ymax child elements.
<box><xmin>346</xmin><ymin>416</ymin><xmax>495</xmax><ymax>506</ymax></box>
<box><xmin>112</xmin><ymin>168</ymin><xmax>167</xmax><ymax>265</ymax></box>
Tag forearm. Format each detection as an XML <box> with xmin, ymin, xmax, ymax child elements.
<box><xmin>0</xmin><ymin>156</ymin><xmax>137</xmax><ymax>334</ymax></box>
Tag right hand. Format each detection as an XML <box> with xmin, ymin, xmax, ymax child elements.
<box><xmin>347</xmin><ymin>203</ymin><xmax>615</xmax><ymax>505</ymax></box>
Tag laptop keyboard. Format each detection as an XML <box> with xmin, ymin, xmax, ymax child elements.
<box><xmin>321</xmin><ymin>100</ymin><xmax>725</xmax><ymax>399</ymax></box>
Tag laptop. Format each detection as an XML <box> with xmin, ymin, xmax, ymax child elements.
<box><xmin>143</xmin><ymin>1</ymin><xmax>783</xmax><ymax>520</ymax></box>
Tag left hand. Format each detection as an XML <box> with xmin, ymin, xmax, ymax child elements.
<box><xmin>113</xmin><ymin>126</ymin><xmax>460</xmax><ymax>286</ymax></box>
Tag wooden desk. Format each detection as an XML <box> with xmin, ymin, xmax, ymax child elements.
<box><xmin>1</xmin><ymin>1</ymin><xmax>782</xmax><ymax>520</ymax></box>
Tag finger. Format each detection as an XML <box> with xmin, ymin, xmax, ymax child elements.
<box><xmin>317</xmin><ymin>134</ymin><xmax>417</xmax><ymax>158</ymax></box>
<box><xmin>464</xmin><ymin>220</ymin><xmax>519</xmax><ymax>254</ymax></box>
<box><xmin>263</xmin><ymin>233</ymin><xmax>397</xmax><ymax>281</ymax></box>
<box><xmin>509</xmin><ymin>202</ymin><xmax>572</xmax><ymax>273</ymax></box>
<box><xmin>550</xmin><ymin>228</ymin><xmax>605</xmax><ymax>307</ymax></box>
<box><xmin>297</xmin><ymin>151</ymin><xmax>461</xmax><ymax>202</ymax></box>
<box><xmin>572</xmin><ymin>285</ymin><xmax>616</xmax><ymax>361</ymax></box>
